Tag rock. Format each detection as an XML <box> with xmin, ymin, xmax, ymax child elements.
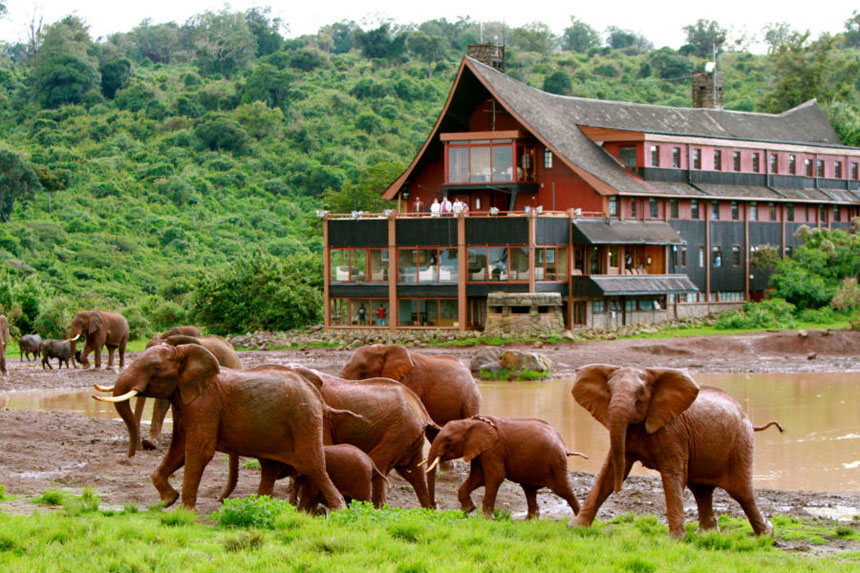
<box><xmin>499</xmin><ymin>350</ymin><xmax>552</xmax><ymax>375</ymax></box>
<box><xmin>798</xmin><ymin>330</ymin><xmax>808</xmax><ymax>338</ymax></box>
<box><xmin>470</xmin><ymin>347</ymin><xmax>503</xmax><ymax>373</ymax></box>
<box><xmin>807</xmin><ymin>352</ymin><xmax>817</xmax><ymax>360</ymax></box>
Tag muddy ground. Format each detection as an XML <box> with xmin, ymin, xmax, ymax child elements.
<box><xmin>0</xmin><ymin>330</ymin><xmax>857</xmax><ymax>552</ymax></box>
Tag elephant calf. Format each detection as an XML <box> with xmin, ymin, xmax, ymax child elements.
<box><xmin>40</xmin><ymin>339</ymin><xmax>76</xmax><ymax>370</ymax></box>
<box><xmin>20</xmin><ymin>334</ymin><xmax>43</xmax><ymax>362</ymax></box>
<box><xmin>425</xmin><ymin>415</ymin><xmax>587</xmax><ymax>519</ymax></box>
<box><xmin>294</xmin><ymin>444</ymin><xmax>388</xmax><ymax>513</ymax></box>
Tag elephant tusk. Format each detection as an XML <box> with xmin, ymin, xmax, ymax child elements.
<box><xmin>424</xmin><ymin>456</ymin><xmax>441</xmax><ymax>474</ymax></box>
<box><xmin>93</xmin><ymin>389</ymin><xmax>139</xmax><ymax>403</ymax></box>
<box><xmin>65</xmin><ymin>334</ymin><xmax>80</xmax><ymax>343</ymax></box>
<box><xmin>417</xmin><ymin>458</ymin><xmax>428</xmax><ymax>467</ymax></box>
<box><xmin>93</xmin><ymin>383</ymin><xmax>115</xmax><ymax>392</ymax></box>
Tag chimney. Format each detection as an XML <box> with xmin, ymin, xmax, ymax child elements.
<box><xmin>692</xmin><ymin>71</ymin><xmax>724</xmax><ymax>110</ymax></box>
<box><xmin>467</xmin><ymin>44</ymin><xmax>505</xmax><ymax>72</ymax></box>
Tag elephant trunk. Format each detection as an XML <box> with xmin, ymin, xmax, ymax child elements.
<box><xmin>608</xmin><ymin>398</ymin><xmax>632</xmax><ymax>493</ymax></box>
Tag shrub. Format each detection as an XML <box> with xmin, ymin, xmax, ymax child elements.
<box><xmin>214</xmin><ymin>495</ymin><xmax>291</xmax><ymax>529</ymax></box>
<box><xmin>33</xmin><ymin>295</ymin><xmax>75</xmax><ymax>338</ymax></box>
<box><xmin>33</xmin><ymin>489</ymin><xmax>66</xmax><ymax>505</ymax></box>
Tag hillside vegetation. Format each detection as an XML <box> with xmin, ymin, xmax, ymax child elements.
<box><xmin>0</xmin><ymin>10</ymin><xmax>858</xmax><ymax>336</ymax></box>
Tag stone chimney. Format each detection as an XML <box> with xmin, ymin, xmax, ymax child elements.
<box><xmin>467</xmin><ymin>44</ymin><xmax>505</xmax><ymax>72</ymax></box>
<box><xmin>692</xmin><ymin>71</ymin><xmax>724</xmax><ymax>110</ymax></box>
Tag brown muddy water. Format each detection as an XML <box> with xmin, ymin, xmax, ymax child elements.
<box><xmin>2</xmin><ymin>371</ymin><xmax>858</xmax><ymax>492</ymax></box>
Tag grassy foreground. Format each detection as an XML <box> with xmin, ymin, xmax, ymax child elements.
<box><xmin>0</xmin><ymin>492</ymin><xmax>856</xmax><ymax>572</ymax></box>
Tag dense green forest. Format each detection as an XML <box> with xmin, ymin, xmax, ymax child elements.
<box><xmin>0</xmin><ymin>8</ymin><xmax>858</xmax><ymax>336</ymax></box>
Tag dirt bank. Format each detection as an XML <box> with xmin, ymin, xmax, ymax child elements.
<box><xmin>0</xmin><ymin>330</ymin><xmax>857</xmax><ymax>551</ymax></box>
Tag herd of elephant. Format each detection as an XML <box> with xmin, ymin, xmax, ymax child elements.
<box><xmin>80</xmin><ymin>318</ymin><xmax>785</xmax><ymax>539</ymax></box>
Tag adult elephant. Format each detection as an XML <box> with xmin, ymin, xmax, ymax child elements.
<box><xmin>340</xmin><ymin>344</ymin><xmax>480</xmax><ymax>503</ymax></box>
<box><xmin>0</xmin><ymin>315</ymin><xmax>8</xmax><ymax>375</ymax></box>
<box><xmin>94</xmin><ymin>344</ymin><xmax>346</xmax><ymax>511</ymax></box>
<box><xmin>146</xmin><ymin>325</ymin><xmax>203</xmax><ymax>348</ymax></box>
<box><xmin>570</xmin><ymin>364</ymin><xmax>783</xmax><ymax>538</ymax></box>
<box><xmin>219</xmin><ymin>364</ymin><xmax>440</xmax><ymax>509</ymax></box>
<box><xmin>68</xmin><ymin>310</ymin><xmax>129</xmax><ymax>370</ymax></box>
<box><xmin>97</xmin><ymin>334</ymin><xmax>243</xmax><ymax>455</ymax></box>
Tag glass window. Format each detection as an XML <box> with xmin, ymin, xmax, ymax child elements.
<box><xmin>439</xmin><ymin>248</ymin><xmax>458</xmax><ymax>282</ymax></box>
<box><xmin>816</xmin><ymin>159</ymin><xmax>824</xmax><ymax>177</ymax></box>
<box><xmin>398</xmin><ymin>249</ymin><xmax>418</xmax><ymax>283</ymax></box>
<box><xmin>770</xmin><ymin>153</ymin><xmax>778</xmax><ymax>174</ymax></box>
<box><xmin>805</xmin><ymin>158</ymin><xmax>813</xmax><ymax>176</ymax></box>
<box><xmin>418</xmin><ymin>249</ymin><xmax>437</xmax><ymax>283</ymax></box>
<box><xmin>670</xmin><ymin>198</ymin><xmax>678</xmax><ymax>219</ymax></box>
<box><xmin>650</xmin><ymin>145</ymin><xmax>659</xmax><ymax>167</ymax></box>
<box><xmin>673</xmin><ymin>245</ymin><xmax>687</xmax><ymax>268</ymax></box>
<box><xmin>593</xmin><ymin>300</ymin><xmax>605</xmax><ymax>313</ymax></box>
<box><xmin>608</xmin><ymin>246</ymin><xmax>620</xmax><ymax>268</ymax></box>
<box><xmin>330</xmin><ymin>299</ymin><xmax>347</xmax><ymax>326</ymax></box>
<box><xmin>819</xmin><ymin>204</ymin><xmax>827</xmax><ymax>223</ymax></box>
<box><xmin>573</xmin><ymin>247</ymin><xmax>586</xmax><ymax>275</ymax></box>
<box><xmin>834</xmin><ymin>205</ymin><xmax>841</xmax><ymax>222</ymax></box>
<box><xmin>448</xmin><ymin>146</ymin><xmax>469</xmax><ymax>183</ymax></box>
<box><xmin>731</xmin><ymin>201</ymin><xmax>739</xmax><ymax>220</ymax></box>
<box><xmin>508</xmin><ymin>247</ymin><xmax>529</xmax><ymax>281</ymax></box>
<box><xmin>714</xmin><ymin>149</ymin><xmax>722</xmax><ymax>171</ymax></box>
<box><xmin>492</xmin><ymin>146</ymin><xmax>513</xmax><ymax>182</ymax></box>
<box><xmin>712</xmin><ymin>246</ymin><xmax>722</xmax><ymax>268</ymax></box>
<box><xmin>733</xmin><ymin>151</ymin><xmax>741</xmax><ymax>171</ymax></box>
<box><xmin>672</xmin><ymin>147</ymin><xmax>681</xmax><ymax>168</ymax></box>
<box><xmin>630</xmin><ymin>198</ymin><xmax>637</xmax><ymax>217</ymax></box>
<box><xmin>557</xmin><ymin>247</ymin><xmax>568</xmax><ymax>278</ymax></box>
<box><xmin>768</xmin><ymin>202</ymin><xmax>776</xmax><ymax>221</ymax></box>
<box><xmin>439</xmin><ymin>299</ymin><xmax>458</xmax><ymax>327</ymax></box>
<box><xmin>835</xmin><ymin>161</ymin><xmax>842</xmax><ymax>179</ymax></box>
<box><xmin>698</xmin><ymin>246</ymin><xmax>705</xmax><ymax>267</ymax></box>
<box><xmin>518</xmin><ymin>146</ymin><xmax>535</xmax><ymax>181</ymax></box>
<box><xmin>352</xmin><ymin>250</ymin><xmax>367</xmax><ymax>282</ymax></box>
<box><xmin>624</xmin><ymin>299</ymin><xmax>636</xmax><ymax>312</ymax></box>
<box><xmin>369</xmin><ymin>249</ymin><xmax>388</xmax><ymax>282</ymax></box>
<box><xmin>536</xmin><ymin>247</ymin><xmax>564</xmax><ymax>281</ymax></box>
<box><xmin>693</xmin><ymin>148</ymin><xmax>701</xmax><ymax>169</ymax></box>
<box><xmin>731</xmin><ymin>245</ymin><xmax>741</xmax><ymax>266</ymax></box>
<box><xmin>619</xmin><ymin>147</ymin><xmax>636</xmax><ymax>167</ymax></box>
<box><xmin>711</xmin><ymin>200</ymin><xmax>720</xmax><ymax>220</ymax></box>
<box><xmin>543</xmin><ymin>148</ymin><xmax>553</xmax><ymax>169</ymax></box>
<box><xmin>752</xmin><ymin>152</ymin><xmax>760</xmax><ymax>173</ymax></box>
<box><xmin>649</xmin><ymin>198</ymin><xmax>658</xmax><ymax>218</ymax></box>
<box><xmin>639</xmin><ymin>299</ymin><xmax>656</xmax><ymax>311</ymax></box>
<box><xmin>351</xmin><ymin>299</ymin><xmax>371</xmax><ymax>326</ymax></box>
<box><xmin>488</xmin><ymin>247</ymin><xmax>508</xmax><ymax>281</ymax></box>
<box><xmin>467</xmin><ymin>248</ymin><xmax>488</xmax><ymax>281</ymax></box>
<box><xmin>786</xmin><ymin>203</ymin><xmax>794</xmax><ymax>222</ymax></box>
<box><xmin>590</xmin><ymin>246</ymin><xmax>600</xmax><ymax>274</ymax></box>
<box><xmin>750</xmin><ymin>202</ymin><xmax>758</xmax><ymax>221</ymax></box>
<box><xmin>789</xmin><ymin>154</ymin><xmax>796</xmax><ymax>175</ymax></box>
<box><xmin>470</xmin><ymin>146</ymin><xmax>491</xmax><ymax>182</ymax></box>
<box><xmin>370</xmin><ymin>300</ymin><xmax>389</xmax><ymax>327</ymax></box>
<box><xmin>691</xmin><ymin>199</ymin><xmax>699</xmax><ymax>219</ymax></box>
<box><xmin>852</xmin><ymin>162</ymin><xmax>858</xmax><ymax>180</ymax></box>
<box><xmin>608</xmin><ymin>196</ymin><xmax>618</xmax><ymax>217</ymax></box>
<box><xmin>331</xmin><ymin>249</ymin><xmax>348</xmax><ymax>283</ymax></box>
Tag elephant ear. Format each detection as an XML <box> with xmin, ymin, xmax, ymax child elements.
<box><xmin>463</xmin><ymin>419</ymin><xmax>500</xmax><ymax>462</ymax></box>
<box><xmin>89</xmin><ymin>312</ymin><xmax>103</xmax><ymax>335</ymax></box>
<box><xmin>644</xmin><ymin>368</ymin><xmax>699</xmax><ymax>434</ymax></box>
<box><xmin>381</xmin><ymin>345</ymin><xmax>414</xmax><ymax>380</ymax></box>
<box><xmin>287</xmin><ymin>365</ymin><xmax>325</xmax><ymax>390</ymax></box>
<box><xmin>163</xmin><ymin>334</ymin><xmax>199</xmax><ymax>346</ymax></box>
<box><xmin>175</xmin><ymin>344</ymin><xmax>220</xmax><ymax>404</ymax></box>
<box><xmin>572</xmin><ymin>364</ymin><xmax>618</xmax><ymax>429</ymax></box>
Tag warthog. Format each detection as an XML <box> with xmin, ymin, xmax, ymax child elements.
<box><xmin>40</xmin><ymin>339</ymin><xmax>77</xmax><ymax>370</ymax></box>
<box><xmin>19</xmin><ymin>334</ymin><xmax>42</xmax><ymax>362</ymax></box>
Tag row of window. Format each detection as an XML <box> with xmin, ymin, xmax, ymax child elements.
<box><xmin>330</xmin><ymin>298</ymin><xmax>458</xmax><ymax>327</ymax></box>
<box><xmin>444</xmin><ymin>139</ymin><xmax>554</xmax><ymax>185</ymax></box>
<box><xmin>672</xmin><ymin>244</ymin><xmax>793</xmax><ymax>269</ymax></box>
<box><xmin>330</xmin><ymin>247</ymin><xmax>569</xmax><ymax>284</ymax></box>
<box><xmin>642</xmin><ymin>145</ymin><xmax>860</xmax><ymax>179</ymax></box>
<box><xmin>610</xmin><ymin>197</ymin><xmax>845</xmax><ymax>222</ymax></box>
<box><xmin>593</xmin><ymin>298</ymin><xmax>665</xmax><ymax>313</ymax></box>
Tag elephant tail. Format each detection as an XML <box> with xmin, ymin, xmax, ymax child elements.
<box><xmin>566</xmin><ymin>451</ymin><xmax>589</xmax><ymax>460</ymax></box>
<box><xmin>753</xmin><ymin>420</ymin><xmax>785</xmax><ymax>433</ymax></box>
<box><xmin>324</xmin><ymin>405</ymin><xmax>366</xmax><ymax>424</ymax></box>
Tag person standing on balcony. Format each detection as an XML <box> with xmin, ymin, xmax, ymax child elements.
<box><xmin>376</xmin><ymin>305</ymin><xmax>386</xmax><ymax>326</ymax></box>
<box><xmin>452</xmin><ymin>197</ymin><xmax>463</xmax><ymax>215</ymax></box>
<box><xmin>413</xmin><ymin>196</ymin><xmax>424</xmax><ymax>213</ymax></box>
<box><xmin>430</xmin><ymin>198</ymin><xmax>441</xmax><ymax>217</ymax></box>
<box><xmin>441</xmin><ymin>195</ymin><xmax>452</xmax><ymax>216</ymax></box>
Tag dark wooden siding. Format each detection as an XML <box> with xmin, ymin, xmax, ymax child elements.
<box><xmin>466</xmin><ymin>283</ymin><xmax>529</xmax><ymax>296</ymax></box>
<box><xmin>748</xmin><ymin>222</ymin><xmax>782</xmax><ymax>291</ymax></box>
<box><xmin>668</xmin><ymin>220</ymin><xmax>707</xmax><ymax>292</ymax></box>
<box><xmin>329</xmin><ymin>285</ymin><xmax>389</xmax><ymax>298</ymax></box>
<box><xmin>466</xmin><ymin>217</ymin><xmax>529</xmax><ymax>245</ymax></box>
<box><xmin>709</xmin><ymin>221</ymin><xmax>746</xmax><ymax>292</ymax></box>
<box><xmin>536</xmin><ymin>218</ymin><xmax>570</xmax><ymax>245</ymax></box>
<box><xmin>329</xmin><ymin>220</ymin><xmax>388</xmax><ymax>248</ymax></box>
<box><xmin>396</xmin><ymin>218</ymin><xmax>458</xmax><ymax>247</ymax></box>
<box><xmin>397</xmin><ymin>285</ymin><xmax>458</xmax><ymax>298</ymax></box>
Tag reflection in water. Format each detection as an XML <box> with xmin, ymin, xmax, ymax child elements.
<box><xmin>2</xmin><ymin>371</ymin><xmax>858</xmax><ymax>492</ymax></box>
<box><xmin>478</xmin><ymin>372</ymin><xmax>859</xmax><ymax>493</ymax></box>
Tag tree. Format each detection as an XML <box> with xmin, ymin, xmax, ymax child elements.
<box><xmin>32</xmin><ymin>16</ymin><xmax>101</xmax><ymax>108</ymax></box>
<box><xmin>510</xmin><ymin>22</ymin><xmax>556</xmax><ymax>53</ymax></box>
<box><xmin>408</xmin><ymin>30</ymin><xmax>446</xmax><ymax>77</ymax></box>
<box><xmin>320</xmin><ymin>20</ymin><xmax>358</xmax><ymax>54</ymax></box>
<box><xmin>763</xmin><ymin>22</ymin><xmax>793</xmax><ymax>54</ymax></box>
<box><xmin>560</xmin><ymin>17</ymin><xmax>599</xmax><ymax>53</ymax></box>
<box><xmin>0</xmin><ymin>150</ymin><xmax>42</xmax><ymax>223</ymax></box>
<box><xmin>241</xmin><ymin>63</ymin><xmax>291</xmax><ymax>109</ymax></box>
<box><xmin>126</xmin><ymin>20</ymin><xmax>184</xmax><ymax>64</ymax></box>
<box><xmin>188</xmin><ymin>9</ymin><xmax>256</xmax><ymax>77</ymax></box>
<box><xmin>99</xmin><ymin>50</ymin><xmax>132</xmax><ymax>99</ymax></box>
<box><xmin>844</xmin><ymin>10</ymin><xmax>860</xmax><ymax>47</ymax></box>
<box><xmin>605</xmin><ymin>26</ymin><xmax>652</xmax><ymax>52</ymax></box>
<box><xmin>244</xmin><ymin>7</ymin><xmax>284</xmax><ymax>57</ymax></box>
<box><xmin>355</xmin><ymin>22</ymin><xmax>407</xmax><ymax>60</ymax></box>
<box><xmin>321</xmin><ymin>157</ymin><xmax>401</xmax><ymax>213</ymax></box>
<box><xmin>543</xmin><ymin>70</ymin><xmax>572</xmax><ymax>95</ymax></box>
<box><xmin>682</xmin><ymin>19</ymin><xmax>727</xmax><ymax>58</ymax></box>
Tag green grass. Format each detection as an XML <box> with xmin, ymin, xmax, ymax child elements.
<box><xmin>620</xmin><ymin>320</ymin><xmax>851</xmax><ymax>341</ymax></box>
<box><xmin>477</xmin><ymin>368</ymin><xmax>551</xmax><ymax>381</ymax></box>
<box><xmin>0</xmin><ymin>497</ymin><xmax>855</xmax><ymax>571</ymax></box>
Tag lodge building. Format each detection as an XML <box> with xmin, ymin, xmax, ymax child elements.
<box><xmin>323</xmin><ymin>49</ymin><xmax>860</xmax><ymax>333</ymax></box>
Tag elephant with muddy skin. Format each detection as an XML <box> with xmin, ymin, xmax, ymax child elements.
<box><xmin>68</xmin><ymin>310</ymin><xmax>129</xmax><ymax>370</ymax></box>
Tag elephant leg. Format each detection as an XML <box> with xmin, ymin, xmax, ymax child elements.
<box><xmin>107</xmin><ymin>346</ymin><xmax>116</xmax><ymax>369</ymax></box>
<box><xmin>258</xmin><ymin>459</ymin><xmax>286</xmax><ymax>497</ymax></box>
<box><xmin>395</xmin><ymin>463</ymin><xmax>433</xmax><ymax>509</ymax></box>
<box><xmin>218</xmin><ymin>454</ymin><xmax>241</xmax><ymax>502</ymax></box>
<box><xmin>144</xmin><ymin>399</ymin><xmax>171</xmax><ymax>450</ymax></box>
<box><xmin>549</xmin><ymin>468</ymin><xmax>581</xmax><ymax>516</ymax></box>
<box><xmin>94</xmin><ymin>346</ymin><xmax>103</xmax><ymax>369</ymax></box>
<box><xmin>522</xmin><ymin>485</ymin><xmax>540</xmax><ymax>519</ymax></box>
<box><xmin>290</xmin><ymin>444</ymin><xmax>344</xmax><ymax>511</ymax></box>
<box><xmin>724</xmin><ymin>482</ymin><xmax>772</xmax><ymax>536</ymax></box>
<box><xmin>180</xmin><ymin>437</ymin><xmax>216</xmax><ymax>510</ymax></box>
<box><xmin>480</xmin><ymin>464</ymin><xmax>505</xmax><ymax>519</ymax></box>
<box><xmin>151</xmin><ymin>424</ymin><xmax>186</xmax><ymax>508</ymax></box>
<box><xmin>660</xmin><ymin>470</ymin><xmax>688</xmax><ymax>539</ymax></box>
<box><xmin>457</xmin><ymin>463</ymin><xmax>484</xmax><ymax>513</ymax></box>
<box><xmin>688</xmin><ymin>483</ymin><xmax>718</xmax><ymax>532</ymax></box>
<box><xmin>571</xmin><ymin>454</ymin><xmax>633</xmax><ymax>528</ymax></box>
<box><xmin>133</xmin><ymin>397</ymin><xmax>147</xmax><ymax>449</ymax></box>
<box><xmin>119</xmin><ymin>339</ymin><xmax>127</xmax><ymax>369</ymax></box>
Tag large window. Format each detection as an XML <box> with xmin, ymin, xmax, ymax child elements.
<box><xmin>691</xmin><ymin>199</ymin><xmax>700</xmax><ymax>219</ymax></box>
<box><xmin>805</xmin><ymin>158</ymin><xmax>813</xmax><ymax>176</ymax></box>
<box><xmin>835</xmin><ymin>161</ymin><xmax>842</xmax><ymax>179</ymax></box>
<box><xmin>398</xmin><ymin>299</ymin><xmax>458</xmax><ymax>327</ymax></box>
<box><xmin>768</xmin><ymin>202</ymin><xmax>776</xmax><ymax>221</ymax></box>
<box><xmin>816</xmin><ymin>159</ymin><xmax>824</xmax><ymax>177</ymax></box>
<box><xmin>712</xmin><ymin>246</ymin><xmax>722</xmax><ymax>268</ymax></box>
<box><xmin>330</xmin><ymin>299</ymin><xmax>389</xmax><ymax>327</ymax></box>
<box><xmin>608</xmin><ymin>196</ymin><xmax>618</xmax><ymax>217</ymax></box>
<box><xmin>672</xmin><ymin>147</ymin><xmax>681</xmax><ymax>168</ymax></box>
<box><xmin>731</xmin><ymin>201</ymin><xmax>739</xmax><ymax>220</ymax></box>
<box><xmin>713</xmin><ymin>149</ymin><xmax>722</xmax><ymax>171</ymax></box>
<box><xmin>670</xmin><ymin>198</ymin><xmax>679</xmax><ymax>219</ymax></box>
<box><xmin>673</xmin><ymin>245</ymin><xmax>687</xmax><ymax>267</ymax></box>
<box><xmin>619</xmin><ymin>147</ymin><xmax>636</xmax><ymax>167</ymax></box>
<box><xmin>731</xmin><ymin>245</ymin><xmax>741</xmax><ymax>266</ymax></box>
<box><xmin>770</xmin><ymin>153</ymin><xmax>778</xmax><ymax>174</ymax></box>
<box><xmin>467</xmin><ymin>247</ymin><xmax>529</xmax><ymax>281</ymax></box>
<box><xmin>787</xmin><ymin>203</ymin><xmax>794</xmax><ymax>222</ymax></box>
<box><xmin>711</xmin><ymin>200</ymin><xmax>720</xmax><ymax>220</ymax></box>
<box><xmin>752</xmin><ymin>152</ymin><xmax>760</xmax><ymax>173</ymax></box>
<box><xmin>446</xmin><ymin>139</ymin><xmax>521</xmax><ymax>184</ymax></box>
<box><xmin>331</xmin><ymin>248</ymin><xmax>388</xmax><ymax>283</ymax></box>
<box><xmin>536</xmin><ymin>247</ymin><xmax>568</xmax><ymax>281</ymax></box>
<box><xmin>650</xmin><ymin>145</ymin><xmax>660</xmax><ymax>167</ymax></box>
<box><xmin>733</xmin><ymin>151</ymin><xmax>741</xmax><ymax>171</ymax></box>
<box><xmin>398</xmin><ymin>247</ymin><xmax>458</xmax><ymax>283</ymax></box>
<box><xmin>693</xmin><ymin>148</ymin><xmax>702</xmax><ymax>169</ymax></box>
<box><xmin>649</xmin><ymin>198</ymin><xmax>658</xmax><ymax>218</ymax></box>
<box><xmin>789</xmin><ymin>154</ymin><xmax>796</xmax><ymax>175</ymax></box>
<box><xmin>750</xmin><ymin>202</ymin><xmax>758</xmax><ymax>221</ymax></box>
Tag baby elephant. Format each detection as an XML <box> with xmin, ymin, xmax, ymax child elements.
<box><xmin>294</xmin><ymin>444</ymin><xmax>387</xmax><ymax>512</ymax></box>
<box><xmin>40</xmin><ymin>339</ymin><xmax>76</xmax><ymax>370</ymax></box>
<box><xmin>425</xmin><ymin>415</ymin><xmax>586</xmax><ymax>519</ymax></box>
<box><xmin>20</xmin><ymin>334</ymin><xmax>43</xmax><ymax>361</ymax></box>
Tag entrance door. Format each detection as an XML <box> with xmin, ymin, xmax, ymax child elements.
<box><xmin>572</xmin><ymin>301</ymin><xmax>586</xmax><ymax>326</ymax></box>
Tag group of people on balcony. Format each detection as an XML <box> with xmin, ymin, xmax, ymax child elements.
<box><xmin>413</xmin><ymin>195</ymin><xmax>468</xmax><ymax>216</ymax></box>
